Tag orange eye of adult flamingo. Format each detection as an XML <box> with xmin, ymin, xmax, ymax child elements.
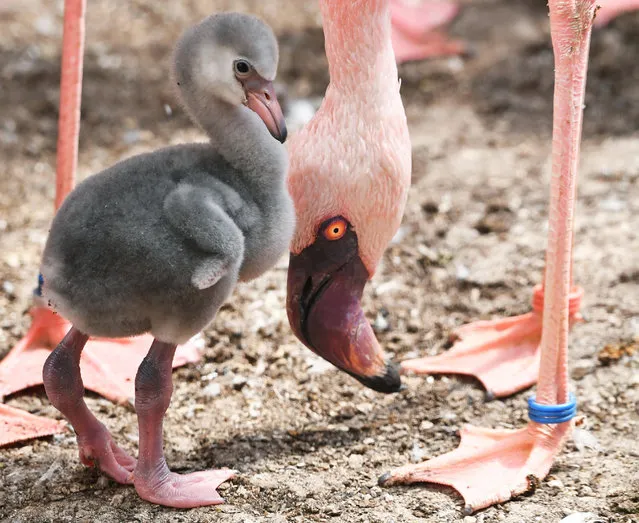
<box><xmin>322</xmin><ymin>218</ymin><xmax>347</xmax><ymax>241</ymax></box>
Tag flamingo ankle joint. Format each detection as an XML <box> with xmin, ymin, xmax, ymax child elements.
<box><xmin>527</xmin><ymin>393</ymin><xmax>577</xmax><ymax>424</ymax></box>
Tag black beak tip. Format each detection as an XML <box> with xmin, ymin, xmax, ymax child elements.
<box><xmin>278</xmin><ymin>126</ymin><xmax>288</xmax><ymax>143</ymax></box>
<box><xmin>352</xmin><ymin>361</ymin><xmax>402</xmax><ymax>394</ymax></box>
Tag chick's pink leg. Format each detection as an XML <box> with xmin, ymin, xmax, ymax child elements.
<box><xmin>133</xmin><ymin>339</ymin><xmax>235</xmax><ymax>508</ymax></box>
<box><xmin>390</xmin><ymin>0</ymin><xmax>466</xmax><ymax>63</ymax></box>
<box><xmin>43</xmin><ymin>327</ymin><xmax>136</xmax><ymax>484</ymax></box>
<box><xmin>381</xmin><ymin>0</ymin><xmax>596</xmax><ymax>511</ymax></box>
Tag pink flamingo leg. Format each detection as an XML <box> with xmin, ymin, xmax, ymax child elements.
<box><xmin>43</xmin><ymin>328</ymin><xmax>137</xmax><ymax>484</ymax></box>
<box><xmin>401</xmin><ymin>285</ymin><xmax>583</xmax><ymax>398</ymax></box>
<box><xmin>132</xmin><ymin>340</ymin><xmax>235</xmax><ymax>507</ymax></box>
<box><xmin>0</xmin><ymin>0</ymin><xmax>201</xmax><ymax>447</ymax></box>
<box><xmin>390</xmin><ymin>0</ymin><xmax>466</xmax><ymax>63</ymax></box>
<box><xmin>594</xmin><ymin>0</ymin><xmax>639</xmax><ymax>26</ymax></box>
<box><xmin>54</xmin><ymin>0</ymin><xmax>85</xmax><ymax>211</ymax></box>
<box><xmin>381</xmin><ymin>0</ymin><xmax>596</xmax><ymax>512</ymax></box>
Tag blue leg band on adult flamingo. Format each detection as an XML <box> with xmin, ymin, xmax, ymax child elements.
<box><xmin>527</xmin><ymin>393</ymin><xmax>577</xmax><ymax>424</ymax></box>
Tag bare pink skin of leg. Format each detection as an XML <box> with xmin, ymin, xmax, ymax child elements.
<box><xmin>390</xmin><ymin>0</ymin><xmax>466</xmax><ymax>63</ymax></box>
<box><xmin>594</xmin><ymin>0</ymin><xmax>639</xmax><ymax>26</ymax></box>
<box><xmin>43</xmin><ymin>327</ymin><xmax>137</xmax><ymax>484</ymax></box>
<box><xmin>381</xmin><ymin>0</ymin><xmax>596</xmax><ymax>512</ymax></box>
<box><xmin>133</xmin><ymin>339</ymin><xmax>235</xmax><ymax>508</ymax></box>
<box><xmin>55</xmin><ymin>0</ymin><xmax>85</xmax><ymax>211</ymax></box>
<box><xmin>401</xmin><ymin>285</ymin><xmax>584</xmax><ymax>398</ymax></box>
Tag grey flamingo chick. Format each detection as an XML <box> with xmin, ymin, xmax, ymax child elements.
<box><xmin>40</xmin><ymin>12</ymin><xmax>293</xmax><ymax>508</ymax></box>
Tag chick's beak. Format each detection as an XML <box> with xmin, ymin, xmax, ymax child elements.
<box><xmin>287</xmin><ymin>250</ymin><xmax>402</xmax><ymax>393</ymax></box>
<box><xmin>243</xmin><ymin>76</ymin><xmax>287</xmax><ymax>143</ymax></box>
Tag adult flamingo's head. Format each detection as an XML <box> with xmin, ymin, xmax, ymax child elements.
<box><xmin>286</xmin><ymin>0</ymin><xmax>412</xmax><ymax>393</ymax></box>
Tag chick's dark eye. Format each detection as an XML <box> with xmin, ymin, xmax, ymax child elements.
<box><xmin>234</xmin><ymin>60</ymin><xmax>251</xmax><ymax>75</ymax></box>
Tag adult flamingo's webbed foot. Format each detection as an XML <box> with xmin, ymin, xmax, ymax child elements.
<box><xmin>0</xmin><ymin>306</ymin><xmax>69</xmax><ymax>400</ymax></box>
<box><xmin>0</xmin><ymin>403</ymin><xmax>66</xmax><ymax>446</ymax></box>
<box><xmin>594</xmin><ymin>0</ymin><xmax>639</xmax><ymax>27</ymax></box>
<box><xmin>379</xmin><ymin>422</ymin><xmax>571</xmax><ymax>513</ymax></box>
<box><xmin>390</xmin><ymin>0</ymin><xmax>466</xmax><ymax>63</ymax></box>
<box><xmin>401</xmin><ymin>285</ymin><xmax>583</xmax><ymax>398</ymax></box>
<box><xmin>0</xmin><ymin>302</ymin><xmax>202</xmax><ymax>405</ymax></box>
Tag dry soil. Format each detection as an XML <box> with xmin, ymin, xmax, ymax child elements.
<box><xmin>0</xmin><ymin>1</ymin><xmax>638</xmax><ymax>522</ymax></box>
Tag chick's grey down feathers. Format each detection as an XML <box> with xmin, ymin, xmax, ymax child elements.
<box><xmin>41</xmin><ymin>13</ymin><xmax>294</xmax><ymax>345</ymax></box>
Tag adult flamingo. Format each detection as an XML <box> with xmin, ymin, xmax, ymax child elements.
<box><xmin>380</xmin><ymin>0</ymin><xmax>598</xmax><ymax>512</ymax></box>
<box><xmin>0</xmin><ymin>0</ymin><xmax>200</xmax><ymax>445</ymax></box>
<box><xmin>286</xmin><ymin>0</ymin><xmax>607</xmax><ymax>512</ymax></box>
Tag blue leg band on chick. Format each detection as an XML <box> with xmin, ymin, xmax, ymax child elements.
<box><xmin>34</xmin><ymin>273</ymin><xmax>44</xmax><ymax>297</ymax></box>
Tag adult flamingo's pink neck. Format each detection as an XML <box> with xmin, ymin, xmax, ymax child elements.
<box><xmin>288</xmin><ymin>0</ymin><xmax>411</xmax><ymax>275</ymax></box>
<box><xmin>321</xmin><ymin>0</ymin><xmax>397</xmax><ymax>93</ymax></box>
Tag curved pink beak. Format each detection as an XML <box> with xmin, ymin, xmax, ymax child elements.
<box><xmin>243</xmin><ymin>76</ymin><xmax>287</xmax><ymax>143</ymax></box>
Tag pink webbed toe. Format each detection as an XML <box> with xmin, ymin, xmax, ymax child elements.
<box><xmin>134</xmin><ymin>469</ymin><xmax>237</xmax><ymax>508</ymax></box>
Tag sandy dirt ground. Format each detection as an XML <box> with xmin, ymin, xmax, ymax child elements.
<box><xmin>0</xmin><ymin>1</ymin><xmax>638</xmax><ymax>522</ymax></box>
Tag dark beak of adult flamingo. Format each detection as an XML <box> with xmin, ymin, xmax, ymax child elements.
<box><xmin>242</xmin><ymin>76</ymin><xmax>287</xmax><ymax>143</ymax></box>
<box><xmin>286</xmin><ymin>219</ymin><xmax>402</xmax><ymax>393</ymax></box>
